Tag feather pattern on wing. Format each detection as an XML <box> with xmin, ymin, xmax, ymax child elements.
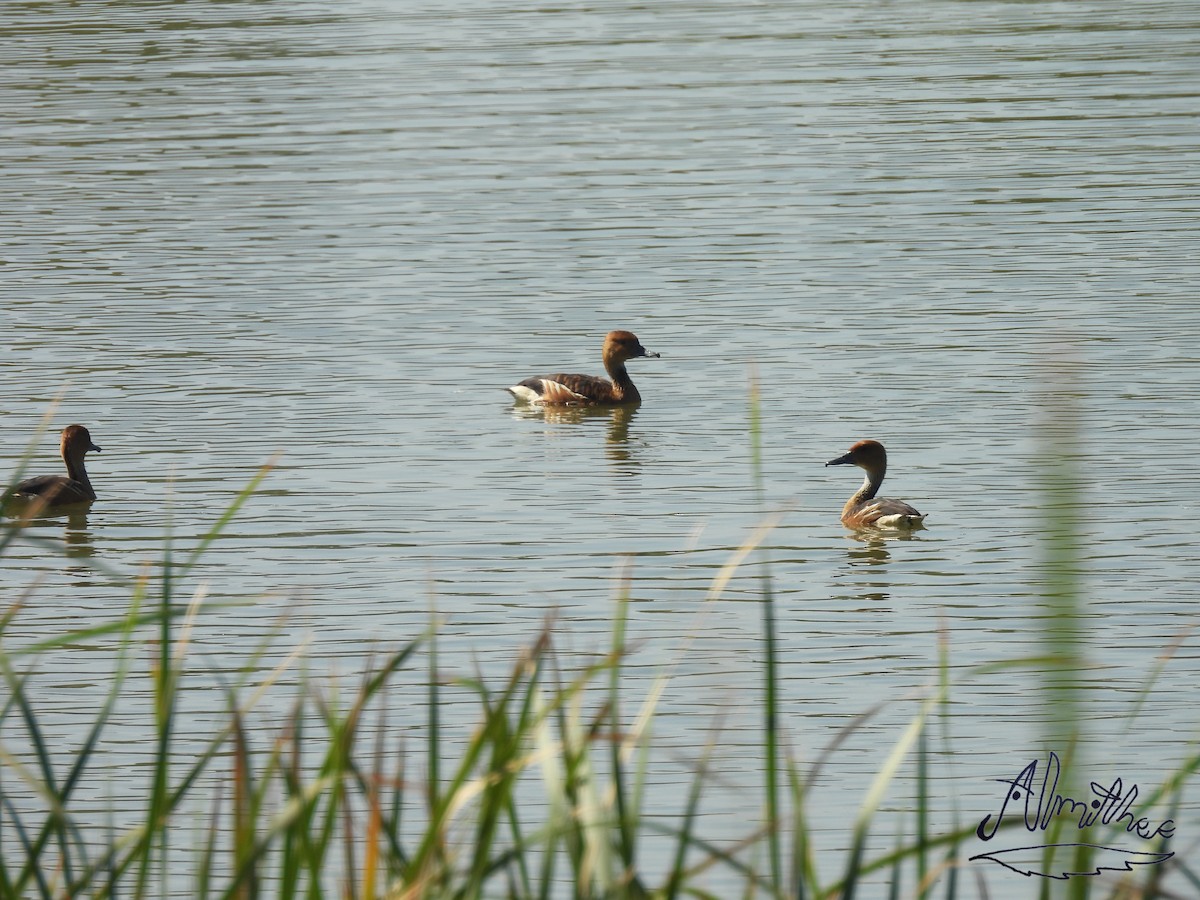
<box><xmin>13</xmin><ymin>474</ymin><xmax>95</xmax><ymax>504</ymax></box>
<box><xmin>538</xmin><ymin>374</ymin><xmax>617</xmax><ymax>405</ymax></box>
<box><xmin>842</xmin><ymin>497</ymin><xmax>926</xmax><ymax>529</ymax></box>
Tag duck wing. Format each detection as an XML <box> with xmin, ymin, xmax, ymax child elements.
<box><xmin>10</xmin><ymin>475</ymin><xmax>94</xmax><ymax>504</ymax></box>
<box><xmin>511</xmin><ymin>373</ymin><xmax>612</xmax><ymax>405</ymax></box>
<box><xmin>14</xmin><ymin>474</ymin><xmax>67</xmax><ymax>496</ymax></box>
<box><xmin>855</xmin><ymin>497</ymin><xmax>926</xmax><ymax>528</ymax></box>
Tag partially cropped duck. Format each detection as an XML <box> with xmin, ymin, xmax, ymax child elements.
<box><xmin>826</xmin><ymin>439</ymin><xmax>926</xmax><ymax>529</ymax></box>
<box><xmin>9</xmin><ymin>424</ymin><xmax>102</xmax><ymax>507</ymax></box>
<box><xmin>507</xmin><ymin>330</ymin><xmax>660</xmax><ymax>406</ymax></box>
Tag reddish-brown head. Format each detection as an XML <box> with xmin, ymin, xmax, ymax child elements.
<box><xmin>603</xmin><ymin>330</ymin><xmax>660</xmax><ymax>363</ymax></box>
<box><xmin>61</xmin><ymin>424</ymin><xmax>102</xmax><ymax>456</ymax></box>
<box><xmin>826</xmin><ymin>439</ymin><xmax>887</xmax><ymax>473</ymax></box>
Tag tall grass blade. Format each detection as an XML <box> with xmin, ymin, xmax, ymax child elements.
<box><xmin>426</xmin><ymin>607</ymin><xmax>442</xmax><ymax>886</ymax></box>
<box><xmin>1</xmin><ymin>662</ymin><xmax>78</xmax><ymax>896</ymax></box>
<box><xmin>179</xmin><ymin>460</ymin><xmax>276</xmax><ymax>574</ymax></box>
<box><xmin>664</xmin><ymin>726</ymin><xmax>720</xmax><ymax>900</ymax></box>
<box><xmin>786</xmin><ymin>754</ymin><xmax>816</xmax><ymax>900</ymax></box>
<box><xmin>1035</xmin><ymin>357</ymin><xmax>1087</xmax><ymax>900</ymax></box>
<box><xmin>609</xmin><ymin>566</ymin><xmax>638</xmax><ymax>884</ymax></box>
<box><xmin>746</xmin><ymin>368</ymin><xmax>782</xmax><ymax>890</ymax></box>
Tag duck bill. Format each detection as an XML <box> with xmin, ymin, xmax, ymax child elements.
<box><xmin>825</xmin><ymin>453</ymin><xmax>853</xmax><ymax>467</ymax></box>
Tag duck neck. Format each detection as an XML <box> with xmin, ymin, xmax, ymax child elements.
<box><xmin>851</xmin><ymin>469</ymin><xmax>884</xmax><ymax>505</ymax></box>
<box><xmin>606</xmin><ymin>360</ymin><xmax>639</xmax><ymax>403</ymax></box>
<box><xmin>64</xmin><ymin>449</ymin><xmax>93</xmax><ymax>491</ymax></box>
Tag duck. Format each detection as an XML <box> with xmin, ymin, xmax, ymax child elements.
<box><xmin>9</xmin><ymin>424</ymin><xmax>102</xmax><ymax>506</ymax></box>
<box><xmin>507</xmin><ymin>330</ymin><xmax>660</xmax><ymax>406</ymax></box>
<box><xmin>825</xmin><ymin>439</ymin><xmax>926</xmax><ymax>529</ymax></box>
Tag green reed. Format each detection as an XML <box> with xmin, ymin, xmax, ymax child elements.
<box><xmin>1</xmin><ymin>392</ymin><xmax>1195</xmax><ymax>899</ymax></box>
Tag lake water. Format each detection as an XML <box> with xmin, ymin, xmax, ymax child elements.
<box><xmin>3</xmin><ymin>0</ymin><xmax>1199</xmax><ymax>895</ymax></box>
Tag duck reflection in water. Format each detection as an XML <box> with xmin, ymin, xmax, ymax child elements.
<box><xmin>1</xmin><ymin>504</ymin><xmax>96</xmax><ymax>559</ymax></box>
<box><xmin>839</xmin><ymin>534</ymin><xmax>895</xmax><ymax>603</ymax></box>
<box><xmin>511</xmin><ymin>403</ymin><xmax>641</xmax><ymax>467</ymax></box>
<box><xmin>847</xmin><ymin>533</ymin><xmax>893</xmax><ymax>567</ymax></box>
<box><xmin>833</xmin><ymin>509</ymin><xmax>926</xmax><ymax>605</ymax></box>
<box><xmin>62</xmin><ymin>509</ymin><xmax>97</xmax><ymax>559</ymax></box>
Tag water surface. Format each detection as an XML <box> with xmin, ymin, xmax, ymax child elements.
<box><xmin>3</xmin><ymin>0</ymin><xmax>1199</xmax><ymax>894</ymax></box>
